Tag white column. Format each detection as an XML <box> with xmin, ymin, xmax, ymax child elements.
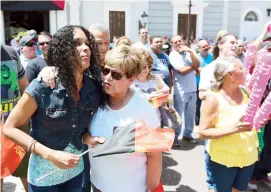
<box><xmin>172</xmin><ymin>6</ymin><xmax>179</xmax><ymax>37</ymax></box>
<box><xmin>196</xmin><ymin>9</ymin><xmax>204</xmax><ymax>39</ymax></box>
<box><xmin>126</xmin><ymin>3</ymin><xmax>132</xmax><ymax>38</ymax></box>
<box><xmin>0</xmin><ymin>11</ymin><xmax>5</xmax><ymax>44</ymax></box>
<box><xmin>57</xmin><ymin>10</ymin><xmax>68</xmax><ymax>28</ymax></box>
<box><xmin>222</xmin><ymin>0</ymin><xmax>229</xmax><ymax>30</ymax></box>
<box><xmin>50</xmin><ymin>1</ymin><xmax>69</xmax><ymax>34</ymax></box>
<box><xmin>69</xmin><ymin>1</ymin><xmax>81</xmax><ymax>25</ymax></box>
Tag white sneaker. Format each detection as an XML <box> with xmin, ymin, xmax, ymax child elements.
<box><xmin>248</xmin><ymin>181</ymin><xmax>258</xmax><ymax>191</ymax></box>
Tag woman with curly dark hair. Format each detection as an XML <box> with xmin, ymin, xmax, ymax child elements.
<box><xmin>3</xmin><ymin>25</ymin><xmax>106</xmax><ymax>192</ymax></box>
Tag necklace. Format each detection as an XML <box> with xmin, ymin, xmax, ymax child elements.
<box><xmin>220</xmin><ymin>88</ymin><xmax>243</xmax><ymax>106</ymax></box>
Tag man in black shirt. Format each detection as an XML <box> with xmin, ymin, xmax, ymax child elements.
<box><xmin>1</xmin><ymin>45</ymin><xmax>29</xmax><ymax>192</ymax></box>
<box><xmin>162</xmin><ymin>36</ymin><xmax>172</xmax><ymax>55</ymax></box>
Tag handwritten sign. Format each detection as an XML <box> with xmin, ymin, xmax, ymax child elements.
<box><xmin>244</xmin><ymin>50</ymin><xmax>271</xmax><ymax>123</ymax></box>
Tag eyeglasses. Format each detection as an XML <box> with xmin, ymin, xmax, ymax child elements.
<box><xmin>39</xmin><ymin>41</ymin><xmax>50</xmax><ymax>46</ymax></box>
<box><xmin>25</xmin><ymin>41</ymin><xmax>37</xmax><ymax>47</ymax></box>
<box><xmin>102</xmin><ymin>67</ymin><xmax>126</xmax><ymax>80</ymax></box>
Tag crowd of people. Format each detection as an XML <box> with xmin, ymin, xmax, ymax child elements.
<box><xmin>1</xmin><ymin>21</ymin><xmax>271</xmax><ymax>192</ymax></box>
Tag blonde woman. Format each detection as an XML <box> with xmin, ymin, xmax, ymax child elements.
<box><xmin>199</xmin><ymin>57</ymin><xmax>258</xmax><ymax>192</ymax></box>
<box><xmin>87</xmin><ymin>45</ymin><xmax>162</xmax><ymax>192</ymax></box>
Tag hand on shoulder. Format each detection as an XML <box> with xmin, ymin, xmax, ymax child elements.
<box><xmin>37</xmin><ymin>66</ymin><xmax>58</xmax><ymax>89</ymax></box>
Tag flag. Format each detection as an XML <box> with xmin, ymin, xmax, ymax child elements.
<box><xmin>148</xmin><ymin>93</ymin><xmax>169</xmax><ymax>108</ymax></box>
<box><xmin>36</xmin><ymin>120</ymin><xmax>174</xmax><ymax>182</ymax></box>
<box><xmin>91</xmin><ymin>120</ymin><xmax>175</xmax><ymax>158</ymax></box>
<box><xmin>153</xmin><ymin>182</ymin><xmax>164</xmax><ymax>192</ymax></box>
<box><xmin>0</xmin><ymin>112</ymin><xmax>26</xmax><ymax>179</ymax></box>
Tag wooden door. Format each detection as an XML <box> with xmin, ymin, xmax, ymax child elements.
<box><xmin>109</xmin><ymin>11</ymin><xmax>125</xmax><ymax>42</ymax></box>
<box><xmin>177</xmin><ymin>14</ymin><xmax>197</xmax><ymax>40</ymax></box>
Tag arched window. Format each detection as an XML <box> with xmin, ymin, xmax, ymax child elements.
<box><xmin>244</xmin><ymin>11</ymin><xmax>258</xmax><ymax>21</ymax></box>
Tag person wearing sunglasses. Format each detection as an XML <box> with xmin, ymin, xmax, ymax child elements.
<box><xmin>26</xmin><ymin>31</ymin><xmax>52</xmax><ymax>83</ymax></box>
<box><xmin>88</xmin><ymin>45</ymin><xmax>162</xmax><ymax>192</ymax></box>
<box><xmin>19</xmin><ymin>34</ymin><xmax>38</xmax><ymax>69</ymax></box>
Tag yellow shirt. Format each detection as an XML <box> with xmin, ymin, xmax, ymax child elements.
<box><xmin>206</xmin><ymin>89</ymin><xmax>258</xmax><ymax>168</ymax></box>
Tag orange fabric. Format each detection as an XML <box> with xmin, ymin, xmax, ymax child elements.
<box><xmin>149</xmin><ymin>93</ymin><xmax>169</xmax><ymax>108</ymax></box>
<box><xmin>152</xmin><ymin>182</ymin><xmax>164</xmax><ymax>192</ymax></box>
<box><xmin>0</xmin><ymin>112</ymin><xmax>26</xmax><ymax>179</ymax></box>
<box><xmin>135</xmin><ymin>120</ymin><xmax>174</xmax><ymax>152</ymax></box>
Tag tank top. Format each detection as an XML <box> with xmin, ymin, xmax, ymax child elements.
<box><xmin>206</xmin><ymin>88</ymin><xmax>258</xmax><ymax>168</ymax></box>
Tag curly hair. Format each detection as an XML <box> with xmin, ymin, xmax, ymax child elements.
<box><xmin>47</xmin><ymin>25</ymin><xmax>106</xmax><ymax>108</ymax></box>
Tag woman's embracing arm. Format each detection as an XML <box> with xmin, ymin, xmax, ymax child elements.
<box><xmin>146</xmin><ymin>151</ymin><xmax>162</xmax><ymax>191</ymax></box>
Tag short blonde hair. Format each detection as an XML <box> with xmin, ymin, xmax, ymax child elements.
<box><xmin>105</xmin><ymin>45</ymin><xmax>142</xmax><ymax>78</ymax></box>
<box><xmin>115</xmin><ymin>36</ymin><xmax>131</xmax><ymax>47</ymax></box>
<box><xmin>133</xmin><ymin>48</ymin><xmax>154</xmax><ymax>80</ymax></box>
<box><xmin>210</xmin><ymin>57</ymin><xmax>240</xmax><ymax>90</ymax></box>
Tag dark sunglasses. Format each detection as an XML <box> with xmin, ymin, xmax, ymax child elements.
<box><xmin>25</xmin><ymin>41</ymin><xmax>37</xmax><ymax>47</ymax></box>
<box><xmin>39</xmin><ymin>41</ymin><xmax>50</xmax><ymax>46</ymax></box>
<box><xmin>102</xmin><ymin>67</ymin><xmax>126</xmax><ymax>80</ymax></box>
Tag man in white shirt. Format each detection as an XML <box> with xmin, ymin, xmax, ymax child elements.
<box><xmin>89</xmin><ymin>23</ymin><xmax>111</xmax><ymax>66</ymax></box>
<box><xmin>132</xmin><ymin>28</ymin><xmax>151</xmax><ymax>50</ymax></box>
<box><xmin>169</xmin><ymin>35</ymin><xmax>200</xmax><ymax>145</ymax></box>
<box><xmin>19</xmin><ymin>35</ymin><xmax>37</xmax><ymax>69</ymax></box>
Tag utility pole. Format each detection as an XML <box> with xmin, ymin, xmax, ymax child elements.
<box><xmin>187</xmin><ymin>0</ymin><xmax>192</xmax><ymax>47</ymax></box>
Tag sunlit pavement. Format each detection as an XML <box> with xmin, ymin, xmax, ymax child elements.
<box><xmin>3</xmin><ymin>130</ymin><xmax>269</xmax><ymax>192</ymax></box>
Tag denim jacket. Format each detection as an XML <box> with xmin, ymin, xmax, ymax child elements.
<box><xmin>25</xmin><ymin>75</ymin><xmax>101</xmax><ymax>151</ymax></box>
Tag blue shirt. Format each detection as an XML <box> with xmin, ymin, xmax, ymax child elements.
<box><xmin>196</xmin><ymin>53</ymin><xmax>213</xmax><ymax>86</ymax></box>
<box><xmin>151</xmin><ymin>52</ymin><xmax>171</xmax><ymax>87</ymax></box>
<box><xmin>25</xmin><ymin>75</ymin><xmax>101</xmax><ymax>186</ymax></box>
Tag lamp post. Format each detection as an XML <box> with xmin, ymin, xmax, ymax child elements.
<box><xmin>187</xmin><ymin>0</ymin><xmax>192</xmax><ymax>46</ymax></box>
<box><xmin>141</xmin><ymin>11</ymin><xmax>148</xmax><ymax>28</ymax></box>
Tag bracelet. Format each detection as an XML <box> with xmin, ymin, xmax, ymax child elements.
<box><xmin>27</xmin><ymin>139</ymin><xmax>36</xmax><ymax>152</ymax></box>
<box><xmin>30</xmin><ymin>140</ymin><xmax>38</xmax><ymax>153</ymax></box>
